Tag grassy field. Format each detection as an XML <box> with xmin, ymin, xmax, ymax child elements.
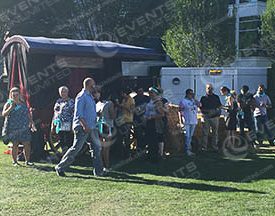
<box><xmin>0</xmin><ymin>143</ymin><xmax>275</xmax><ymax>216</ymax></box>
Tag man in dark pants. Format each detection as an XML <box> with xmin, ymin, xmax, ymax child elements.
<box><xmin>200</xmin><ymin>84</ymin><xmax>222</xmax><ymax>152</ymax></box>
<box><xmin>237</xmin><ymin>85</ymin><xmax>257</xmax><ymax>149</ymax></box>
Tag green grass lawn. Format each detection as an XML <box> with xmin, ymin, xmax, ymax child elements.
<box><xmin>0</xmin><ymin>143</ymin><xmax>275</xmax><ymax>216</ymax></box>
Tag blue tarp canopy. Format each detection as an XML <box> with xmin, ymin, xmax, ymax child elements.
<box><xmin>1</xmin><ymin>35</ymin><xmax>163</xmax><ymax>60</ymax></box>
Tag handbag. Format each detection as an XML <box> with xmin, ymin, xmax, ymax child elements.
<box><xmin>1</xmin><ymin>117</ymin><xmax>10</xmax><ymax>145</ymax></box>
<box><xmin>60</xmin><ymin>122</ymin><xmax>72</xmax><ymax>131</ymax></box>
<box><xmin>53</xmin><ymin>118</ymin><xmax>72</xmax><ymax>133</ymax></box>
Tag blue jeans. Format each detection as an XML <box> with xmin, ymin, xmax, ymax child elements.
<box><xmin>56</xmin><ymin>126</ymin><xmax>103</xmax><ymax>175</ymax></box>
<box><xmin>254</xmin><ymin>115</ymin><xmax>274</xmax><ymax>142</ymax></box>
<box><xmin>89</xmin><ymin>129</ymin><xmax>103</xmax><ymax>175</ymax></box>
<box><xmin>185</xmin><ymin>124</ymin><xmax>196</xmax><ymax>152</ymax></box>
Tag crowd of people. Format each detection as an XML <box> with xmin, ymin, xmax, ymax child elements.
<box><xmin>2</xmin><ymin>77</ymin><xmax>275</xmax><ymax>177</ymax></box>
<box><xmin>179</xmin><ymin>83</ymin><xmax>274</xmax><ymax>156</ymax></box>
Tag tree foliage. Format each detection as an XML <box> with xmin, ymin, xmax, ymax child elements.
<box><xmin>0</xmin><ymin>0</ymin><xmax>170</xmax><ymax>48</ymax></box>
<box><xmin>0</xmin><ymin>0</ymin><xmax>74</xmax><ymax>44</ymax></box>
<box><xmin>69</xmin><ymin>0</ymin><xmax>169</xmax><ymax>46</ymax></box>
<box><xmin>261</xmin><ymin>0</ymin><xmax>275</xmax><ymax>59</ymax></box>
<box><xmin>162</xmin><ymin>0</ymin><xmax>235</xmax><ymax>67</ymax></box>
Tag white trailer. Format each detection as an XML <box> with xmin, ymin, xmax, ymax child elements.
<box><xmin>160</xmin><ymin>67</ymin><xmax>268</xmax><ymax>104</ymax></box>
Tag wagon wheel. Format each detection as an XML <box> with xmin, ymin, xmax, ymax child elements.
<box><xmin>130</xmin><ymin>126</ymin><xmax>137</xmax><ymax>152</ymax></box>
<box><xmin>48</xmin><ymin>132</ymin><xmax>62</xmax><ymax>154</ymax></box>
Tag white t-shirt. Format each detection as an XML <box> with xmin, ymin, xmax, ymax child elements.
<box><xmin>253</xmin><ymin>93</ymin><xmax>272</xmax><ymax>117</ymax></box>
<box><xmin>179</xmin><ymin>98</ymin><xmax>198</xmax><ymax>125</ymax></box>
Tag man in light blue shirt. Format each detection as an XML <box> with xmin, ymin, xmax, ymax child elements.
<box><xmin>73</xmin><ymin>87</ymin><xmax>97</xmax><ymax>131</ymax></box>
<box><xmin>55</xmin><ymin>78</ymin><xmax>103</xmax><ymax>177</ymax></box>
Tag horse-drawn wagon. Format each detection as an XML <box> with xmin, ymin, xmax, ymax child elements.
<box><xmin>0</xmin><ymin>35</ymin><xmax>162</xmax><ymax>160</ymax></box>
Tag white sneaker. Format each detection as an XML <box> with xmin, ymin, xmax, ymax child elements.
<box><xmin>25</xmin><ymin>161</ymin><xmax>34</xmax><ymax>166</ymax></box>
<box><xmin>13</xmin><ymin>161</ymin><xmax>19</xmax><ymax>166</ymax></box>
<box><xmin>187</xmin><ymin>151</ymin><xmax>195</xmax><ymax>157</ymax></box>
<box><xmin>93</xmin><ymin>169</ymin><xmax>105</xmax><ymax>177</ymax></box>
<box><xmin>103</xmin><ymin>167</ymin><xmax>110</xmax><ymax>172</ymax></box>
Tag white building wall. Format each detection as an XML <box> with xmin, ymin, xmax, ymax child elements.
<box><xmin>235</xmin><ymin>68</ymin><xmax>267</xmax><ymax>94</ymax></box>
<box><xmin>228</xmin><ymin>1</ymin><xmax>266</xmax><ymax>18</ymax></box>
<box><xmin>122</xmin><ymin>61</ymin><xmax>173</xmax><ymax>76</ymax></box>
<box><xmin>161</xmin><ymin>67</ymin><xmax>267</xmax><ymax>104</ymax></box>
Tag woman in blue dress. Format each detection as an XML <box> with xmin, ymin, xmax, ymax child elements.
<box><xmin>2</xmin><ymin>87</ymin><xmax>36</xmax><ymax>166</ymax></box>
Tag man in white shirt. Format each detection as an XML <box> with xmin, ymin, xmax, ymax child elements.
<box><xmin>253</xmin><ymin>84</ymin><xmax>274</xmax><ymax>146</ymax></box>
<box><xmin>179</xmin><ymin>89</ymin><xmax>200</xmax><ymax>156</ymax></box>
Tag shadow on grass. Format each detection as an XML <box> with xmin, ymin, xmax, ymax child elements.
<box><xmin>33</xmin><ymin>162</ymin><xmax>268</xmax><ymax>195</ymax></box>
<box><xmin>114</xmin><ymin>150</ymin><xmax>275</xmax><ymax>183</ymax></box>
<box><xmin>257</xmin><ymin>148</ymin><xmax>275</xmax><ymax>154</ymax></box>
<box><xmin>65</xmin><ymin>171</ymin><xmax>266</xmax><ymax>194</ymax></box>
<box><xmin>34</xmin><ymin>147</ymin><xmax>275</xmax><ymax>185</ymax></box>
